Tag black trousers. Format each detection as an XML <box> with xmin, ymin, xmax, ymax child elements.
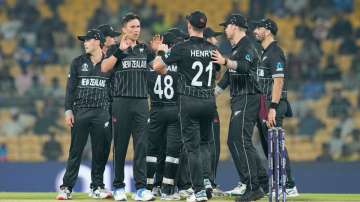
<box><xmin>112</xmin><ymin>97</ymin><xmax>149</xmax><ymax>189</ymax></box>
<box><xmin>227</xmin><ymin>94</ymin><xmax>265</xmax><ymax>191</ymax></box>
<box><xmin>153</xmin><ymin>139</ymin><xmax>166</xmax><ymax>188</ymax></box>
<box><xmin>201</xmin><ymin>110</ymin><xmax>220</xmax><ymax>187</ymax></box>
<box><xmin>146</xmin><ymin>105</ymin><xmax>182</xmax><ymax>192</ymax></box>
<box><xmin>257</xmin><ymin>99</ymin><xmax>295</xmax><ymax>188</ymax></box>
<box><xmin>179</xmin><ymin>95</ymin><xmax>216</xmax><ymax>193</ymax></box>
<box><xmin>177</xmin><ymin>148</ymin><xmax>191</xmax><ymax>190</ymax></box>
<box><xmin>62</xmin><ymin>108</ymin><xmax>112</xmax><ymax>190</ymax></box>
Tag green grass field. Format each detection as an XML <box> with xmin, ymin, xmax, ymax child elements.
<box><xmin>1</xmin><ymin>193</ymin><xmax>360</xmax><ymax>202</ymax></box>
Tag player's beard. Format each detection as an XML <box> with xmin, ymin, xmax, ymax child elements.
<box><xmin>255</xmin><ymin>33</ymin><xmax>265</xmax><ymax>42</ymax></box>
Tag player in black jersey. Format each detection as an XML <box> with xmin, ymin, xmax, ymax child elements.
<box><xmin>153</xmin><ymin>11</ymin><xmax>221</xmax><ymax>202</ymax></box>
<box><xmin>57</xmin><ymin>29</ymin><xmax>112</xmax><ymax>200</ymax></box>
<box><xmin>100</xmin><ymin>13</ymin><xmax>155</xmax><ymax>201</ymax></box>
<box><xmin>145</xmin><ymin>33</ymin><xmax>182</xmax><ymax>200</ymax></box>
<box><xmin>202</xmin><ymin>27</ymin><xmax>223</xmax><ymax>197</ymax></box>
<box><xmin>163</xmin><ymin>28</ymin><xmax>195</xmax><ymax>199</ymax></box>
<box><xmin>253</xmin><ymin>18</ymin><xmax>299</xmax><ymax>197</ymax></box>
<box><xmin>97</xmin><ymin>24</ymin><xmax>121</xmax><ymax>56</ymax></box>
<box><xmin>212</xmin><ymin>14</ymin><xmax>266</xmax><ymax>201</ymax></box>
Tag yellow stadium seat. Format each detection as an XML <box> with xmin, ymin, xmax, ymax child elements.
<box><xmin>106</xmin><ymin>0</ymin><xmax>120</xmax><ymax>14</ymax></box>
<box><xmin>5</xmin><ymin>0</ymin><xmax>16</xmax><ymax>7</ymax></box>
<box><xmin>0</xmin><ymin>39</ymin><xmax>17</xmax><ymax>56</ymax></box>
<box><xmin>342</xmin><ymin>90</ymin><xmax>357</xmax><ymax>107</ymax></box>
<box><xmin>337</xmin><ymin>55</ymin><xmax>353</xmax><ymax>73</ymax></box>
<box><xmin>37</xmin><ymin>0</ymin><xmax>53</xmax><ymax>18</ymax></box>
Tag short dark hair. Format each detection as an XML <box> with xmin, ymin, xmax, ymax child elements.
<box><xmin>121</xmin><ymin>13</ymin><xmax>141</xmax><ymax>27</ymax></box>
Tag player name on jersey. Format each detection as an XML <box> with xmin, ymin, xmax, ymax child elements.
<box><xmin>190</xmin><ymin>49</ymin><xmax>212</xmax><ymax>58</ymax></box>
<box><xmin>122</xmin><ymin>59</ymin><xmax>147</xmax><ymax>69</ymax></box>
<box><xmin>167</xmin><ymin>64</ymin><xmax>177</xmax><ymax>72</ymax></box>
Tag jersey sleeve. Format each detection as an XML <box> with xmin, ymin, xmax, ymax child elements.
<box><xmin>162</xmin><ymin>44</ymin><xmax>183</xmax><ymax>66</ymax></box>
<box><xmin>234</xmin><ymin>47</ymin><xmax>256</xmax><ymax>74</ymax></box>
<box><xmin>106</xmin><ymin>44</ymin><xmax>119</xmax><ymax>58</ymax></box>
<box><xmin>146</xmin><ymin>45</ymin><xmax>156</xmax><ymax>63</ymax></box>
<box><xmin>64</xmin><ymin>58</ymin><xmax>78</xmax><ymax>111</ymax></box>
<box><xmin>270</xmin><ymin>51</ymin><xmax>286</xmax><ymax>78</ymax></box>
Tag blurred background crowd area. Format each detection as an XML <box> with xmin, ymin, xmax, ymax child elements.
<box><xmin>0</xmin><ymin>0</ymin><xmax>360</xmax><ymax>163</ymax></box>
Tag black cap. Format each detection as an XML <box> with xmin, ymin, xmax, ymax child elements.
<box><xmin>97</xmin><ymin>24</ymin><xmax>121</xmax><ymax>37</ymax></box>
<box><xmin>77</xmin><ymin>29</ymin><xmax>105</xmax><ymax>44</ymax></box>
<box><xmin>219</xmin><ymin>14</ymin><xmax>248</xmax><ymax>28</ymax></box>
<box><xmin>253</xmin><ymin>18</ymin><xmax>278</xmax><ymax>35</ymax></box>
<box><xmin>186</xmin><ymin>11</ymin><xmax>207</xmax><ymax>29</ymax></box>
<box><xmin>168</xmin><ymin>28</ymin><xmax>189</xmax><ymax>39</ymax></box>
<box><xmin>204</xmin><ymin>27</ymin><xmax>222</xmax><ymax>38</ymax></box>
<box><xmin>163</xmin><ymin>32</ymin><xmax>177</xmax><ymax>46</ymax></box>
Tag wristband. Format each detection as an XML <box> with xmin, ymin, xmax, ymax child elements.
<box><xmin>113</xmin><ymin>49</ymin><xmax>127</xmax><ymax>60</ymax></box>
<box><xmin>269</xmin><ymin>102</ymin><xmax>279</xmax><ymax>109</ymax></box>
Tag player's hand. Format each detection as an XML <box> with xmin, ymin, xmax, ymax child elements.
<box><xmin>211</xmin><ymin>50</ymin><xmax>226</xmax><ymax>65</ymax></box>
<box><xmin>65</xmin><ymin>111</ymin><xmax>74</xmax><ymax>128</ymax></box>
<box><xmin>150</xmin><ymin>34</ymin><xmax>163</xmax><ymax>51</ymax></box>
<box><xmin>119</xmin><ymin>34</ymin><xmax>131</xmax><ymax>51</ymax></box>
<box><xmin>266</xmin><ymin>108</ymin><xmax>276</xmax><ymax>128</ymax></box>
<box><xmin>158</xmin><ymin>44</ymin><xmax>169</xmax><ymax>52</ymax></box>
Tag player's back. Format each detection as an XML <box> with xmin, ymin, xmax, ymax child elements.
<box><xmin>147</xmin><ymin>66</ymin><xmax>178</xmax><ymax>107</ymax></box>
<box><xmin>168</xmin><ymin>36</ymin><xmax>220</xmax><ymax>98</ymax></box>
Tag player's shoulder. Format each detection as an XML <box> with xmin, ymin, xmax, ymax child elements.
<box><xmin>169</xmin><ymin>40</ymin><xmax>187</xmax><ymax>54</ymax></box>
<box><xmin>243</xmin><ymin>36</ymin><xmax>258</xmax><ymax>49</ymax></box>
<box><xmin>270</xmin><ymin>42</ymin><xmax>285</xmax><ymax>57</ymax></box>
<box><xmin>203</xmin><ymin>39</ymin><xmax>218</xmax><ymax>50</ymax></box>
<box><xmin>72</xmin><ymin>54</ymin><xmax>88</xmax><ymax>63</ymax></box>
<box><xmin>173</xmin><ymin>40</ymin><xmax>188</xmax><ymax>48</ymax></box>
<box><xmin>106</xmin><ymin>44</ymin><xmax>120</xmax><ymax>57</ymax></box>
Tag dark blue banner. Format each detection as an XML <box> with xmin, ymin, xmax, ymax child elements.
<box><xmin>1</xmin><ymin>161</ymin><xmax>359</xmax><ymax>193</ymax></box>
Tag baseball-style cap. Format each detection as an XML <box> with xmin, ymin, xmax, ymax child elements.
<box><xmin>97</xmin><ymin>24</ymin><xmax>121</xmax><ymax>37</ymax></box>
<box><xmin>219</xmin><ymin>14</ymin><xmax>248</xmax><ymax>29</ymax></box>
<box><xmin>253</xmin><ymin>18</ymin><xmax>278</xmax><ymax>35</ymax></box>
<box><xmin>163</xmin><ymin>32</ymin><xmax>177</xmax><ymax>46</ymax></box>
<box><xmin>77</xmin><ymin>29</ymin><xmax>105</xmax><ymax>44</ymax></box>
<box><xmin>204</xmin><ymin>27</ymin><xmax>222</xmax><ymax>38</ymax></box>
<box><xmin>186</xmin><ymin>11</ymin><xmax>207</xmax><ymax>29</ymax></box>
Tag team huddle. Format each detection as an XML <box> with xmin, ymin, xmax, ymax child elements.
<box><xmin>57</xmin><ymin>10</ymin><xmax>299</xmax><ymax>202</ymax></box>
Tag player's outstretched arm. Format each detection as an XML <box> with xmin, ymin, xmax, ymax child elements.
<box><xmin>212</xmin><ymin>49</ymin><xmax>253</xmax><ymax>73</ymax></box>
<box><xmin>153</xmin><ymin>56</ymin><xmax>167</xmax><ymax>75</ymax></box>
<box><xmin>101</xmin><ymin>35</ymin><xmax>130</xmax><ymax>72</ymax></box>
<box><xmin>152</xmin><ymin>44</ymin><xmax>169</xmax><ymax>75</ymax></box>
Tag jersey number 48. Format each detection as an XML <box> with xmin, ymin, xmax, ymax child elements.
<box><xmin>154</xmin><ymin>75</ymin><xmax>174</xmax><ymax>99</ymax></box>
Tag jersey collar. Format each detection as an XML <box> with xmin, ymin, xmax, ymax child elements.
<box><xmin>264</xmin><ymin>41</ymin><xmax>277</xmax><ymax>52</ymax></box>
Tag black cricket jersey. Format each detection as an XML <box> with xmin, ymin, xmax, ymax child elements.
<box><xmin>217</xmin><ymin>35</ymin><xmax>261</xmax><ymax>97</ymax></box>
<box><xmin>257</xmin><ymin>41</ymin><xmax>287</xmax><ymax>100</ymax></box>
<box><xmin>162</xmin><ymin>36</ymin><xmax>221</xmax><ymax>98</ymax></box>
<box><xmin>65</xmin><ymin>54</ymin><xmax>111</xmax><ymax>111</ymax></box>
<box><xmin>147</xmin><ymin>64</ymin><xmax>178</xmax><ymax>107</ymax></box>
<box><xmin>107</xmin><ymin>43</ymin><xmax>155</xmax><ymax>98</ymax></box>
